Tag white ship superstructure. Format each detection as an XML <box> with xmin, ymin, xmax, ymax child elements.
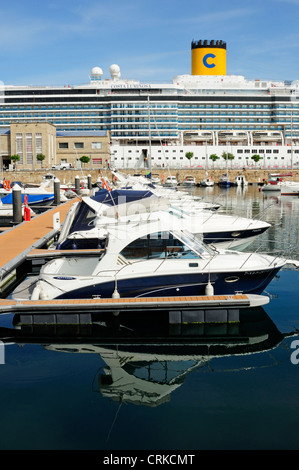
<box><xmin>1</xmin><ymin>40</ymin><xmax>299</xmax><ymax>169</ymax></box>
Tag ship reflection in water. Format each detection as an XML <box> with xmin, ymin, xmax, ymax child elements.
<box><xmin>0</xmin><ymin>307</ymin><xmax>296</xmax><ymax>410</ymax></box>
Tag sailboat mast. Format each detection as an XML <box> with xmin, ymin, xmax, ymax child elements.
<box><xmin>291</xmin><ymin>104</ymin><xmax>293</xmax><ymax>181</ymax></box>
<box><xmin>148</xmin><ymin>95</ymin><xmax>152</xmax><ymax>174</ymax></box>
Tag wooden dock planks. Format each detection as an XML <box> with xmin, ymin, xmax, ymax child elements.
<box><xmin>0</xmin><ymin>198</ymin><xmax>80</xmax><ymax>271</ymax></box>
<box><xmin>0</xmin><ymin>294</ymin><xmax>269</xmax><ymax>315</ymax></box>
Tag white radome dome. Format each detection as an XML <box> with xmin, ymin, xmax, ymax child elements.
<box><xmin>110</xmin><ymin>64</ymin><xmax>121</xmax><ymax>80</ymax></box>
<box><xmin>110</xmin><ymin>64</ymin><xmax>120</xmax><ymax>73</ymax></box>
<box><xmin>91</xmin><ymin>67</ymin><xmax>103</xmax><ymax>77</ymax></box>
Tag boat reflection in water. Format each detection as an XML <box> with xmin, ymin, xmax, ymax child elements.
<box><xmin>1</xmin><ymin>307</ymin><xmax>296</xmax><ymax>409</ymax></box>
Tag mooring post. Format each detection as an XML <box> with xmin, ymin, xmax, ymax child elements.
<box><xmin>75</xmin><ymin>175</ymin><xmax>80</xmax><ymax>194</ymax></box>
<box><xmin>12</xmin><ymin>184</ymin><xmax>22</xmax><ymax>225</ymax></box>
<box><xmin>87</xmin><ymin>174</ymin><xmax>92</xmax><ymax>190</ymax></box>
<box><xmin>54</xmin><ymin>177</ymin><xmax>60</xmax><ymax>206</ymax></box>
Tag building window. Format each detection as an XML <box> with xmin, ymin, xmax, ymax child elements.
<box><xmin>26</xmin><ymin>133</ymin><xmax>33</xmax><ymax>165</ymax></box>
<box><xmin>15</xmin><ymin>133</ymin><xmax>23</xmax><ymax>164</ymax></box>
<box><xmin>91</xmin><ymin>142</ymin><xmax>102</xmax><ymax>150</ymax></box>
<box><xmin>59</xmin><ymin>142</ymin><xmax>69</xmax><ymax>149</ymax></box>
<box><xmin>35</xmin><ymin>133</ymin><xmax>42</xmax><ymax>155</ymax></box>
<box><xmin>92</xmin><ymin>158</ymin><xmax>102</xmax><ymax>166</ymax></box>
<box><xmin>74</xmin><ymin>142</ymin><xmax>84</xmax><ymax>149</ymax></box>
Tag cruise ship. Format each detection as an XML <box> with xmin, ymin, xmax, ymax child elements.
<box><xmin>1</xmin><ymin>39</ymin><xmax>299</xmax><ymax>170</ymax></box>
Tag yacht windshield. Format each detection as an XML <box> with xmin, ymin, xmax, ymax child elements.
<box><xmin>120</xmin><ymin>231</ymin><xmax>214</xmax><ymax>260</ymax></box>
<box><xmin>171</xmin><ymin>230</ymin><xmax>215</xmax><ymax>257</ymax></box>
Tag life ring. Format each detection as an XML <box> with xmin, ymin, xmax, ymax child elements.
<box><xmin>3</xmin><ymin>180</ymin><xmax>11</xmax><ymax>190</ymax></box>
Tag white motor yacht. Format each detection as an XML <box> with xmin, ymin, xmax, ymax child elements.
<box><xmin>233</xmin><ymin>175</ymin><xmax>248</xmax><ymax>186</ymax></box>
<box><xmin>164</xmin><ymin>175</ymin><xmax>178</xmax><ymax>187</ymax></box>
<box><xmin>111</xmin><ymin>170</ymin><xmax>220</xmax><ymax>211</ymax></box>
<box><xmin>30</xmin><ymin>210</ymin><xmax>285</xmax><ymax>301</ymax></box>
<box><xmin>200</xmin><ymin>177</ymin><xmax>214</xmax><ymax>187</ymax></box>
<box><xmin>55</xmin><ymin>189</ymin><xmax>270</xmax><ymax>252</ymax></box>
<box><xmin>182</xmin><ymin>176</ymin><xmax>196</xmax><ymax>187</ymax></box>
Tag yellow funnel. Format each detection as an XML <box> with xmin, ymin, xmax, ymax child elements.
<box><xmin>191</xmin><ymin>40</ymin><xmax>226</xmax><ymax>76</ymax></box>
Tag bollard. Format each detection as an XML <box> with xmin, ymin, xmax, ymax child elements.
<box><xmin>75</xmin><ymin>175</ymin><xmax>80</xmax><ymax>194</ymax></box>
<box><xmin>87</xmin><ymin>174</ymin><xmax>92</xmax><ymax>190</ymax></box>
<box><xmin>54</xmin><ymin>177</ymin><xmax>60</xmax><ymax>205</ymax></box>
<box><xmin>12</xmin><ymin>184</ymin><xmax>22</xmax><ymax>225</ymax></box>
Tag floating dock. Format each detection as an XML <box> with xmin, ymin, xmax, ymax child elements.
<box><xmin>0</xmin><ymin>198</ymin><xmax>80</xmax><ymax>290</ymax></box>
<box><xmin>0</xmin><ymin>293</ymin><xmax>269</xmax><ymax>325</ymax></box>
<box><xmin>0</xmin><ymin>293</ymin><xmax>269</xmax><ymax>314</ymax></box>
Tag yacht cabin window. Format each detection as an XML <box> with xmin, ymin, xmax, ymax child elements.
<box><xmin>120</xmin><ymin>231</ymin><xmax>210</xmax><ymax>260</ymax></box>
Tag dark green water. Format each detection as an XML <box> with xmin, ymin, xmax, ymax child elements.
<box><xmin>0</xmin><ymin>185</ymin><xmax>299</xmax><ymax>451</ymax></box>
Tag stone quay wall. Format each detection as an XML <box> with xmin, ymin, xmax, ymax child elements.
<box><xmin>1</xmin><ymin>167</ymin><xmax>299</xmax><ymax>186</ymax></box>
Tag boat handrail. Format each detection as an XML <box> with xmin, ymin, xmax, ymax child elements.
<box><xmin>239</xmin><ymin>242</ymin><xmax>296</xmax><ymax>269</ymax></box>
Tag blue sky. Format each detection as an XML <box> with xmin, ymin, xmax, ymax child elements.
<box><xmin>1</xmin><ymin>0</ymin><xmax>299</xmax><ymax>86</ymax></box>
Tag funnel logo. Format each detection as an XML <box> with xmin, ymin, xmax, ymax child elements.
<box><xmin>203</xmin><ymin>53</ymin><xmax>216</xmax><ymax>68</ymax></box>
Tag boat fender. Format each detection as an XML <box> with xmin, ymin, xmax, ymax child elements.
<box><xmin>205</xmin><ymin>281</ymin><xmax>214</xmax><ymax>296</ymax></box>
<box><xmin>24</xmin><ymin>206</ymin><xmax>31</xmax><ymax>221</ymax></box>
<box><xmin>112</xmin><ymin>288</ymin><xmax>120</xmax><ymax>299</ymax></box>
<box><xmin>112</xmin><ymin>278</ymin><xmax>120</xmax><ymax>299</ymax></box>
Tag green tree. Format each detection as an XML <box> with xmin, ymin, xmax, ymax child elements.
<box><xmin>10</xmin><ymin>154</ymin><xmax>20</xmax><ymax>169</ymax></box>
<box><xmin>79</xmin><ymin>155</ymin><xmax>90</xmax><ymax>167</ymax></box>
<box><xmin>36</xmin><ymin>153</ymin><xmax>46</xmax><ymax>167</ymax></box>
<box><xmin>209</xmin><ymin>154</ymin><xmax>219</xmax><ymax>167</ymax></box>
<box><xmin>185</xmin><ymin>151</ymin><xmax>194</xmax><ymax>166</ymax></box>
<box><xmin>251</xmin><ymin>154</ymin><xmax>261</xmax><ymax>166</ymax></box>
<box><xmin>222</xmin><ymin>151</ymin><xmax>235</xmax><ymax>168</ymax></box>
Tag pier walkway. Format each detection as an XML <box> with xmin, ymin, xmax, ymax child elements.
<box><xmin>0</xmin><ymin>198</ymin><xmax>79</xmax><ymax>286</ymax></box>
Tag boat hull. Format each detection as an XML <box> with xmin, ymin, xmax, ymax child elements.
<box><xmin>1</xmin><ymin>193</ymin><xmax>54</xmax><ymax>206</ymax></box>
<box><xmin>201</xmin><ymin>225</ymin><xmax>269</xmax><ymax>249</ymax></box>
<box><xmin>218</xmin><ymin>181</ymin><xmax>230</xmax><ymax>187</ymax></box>
<box><xmin>51</xmin><ymin>267</ymin><xmax>281</xmax><ymax>300</ymax></box>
